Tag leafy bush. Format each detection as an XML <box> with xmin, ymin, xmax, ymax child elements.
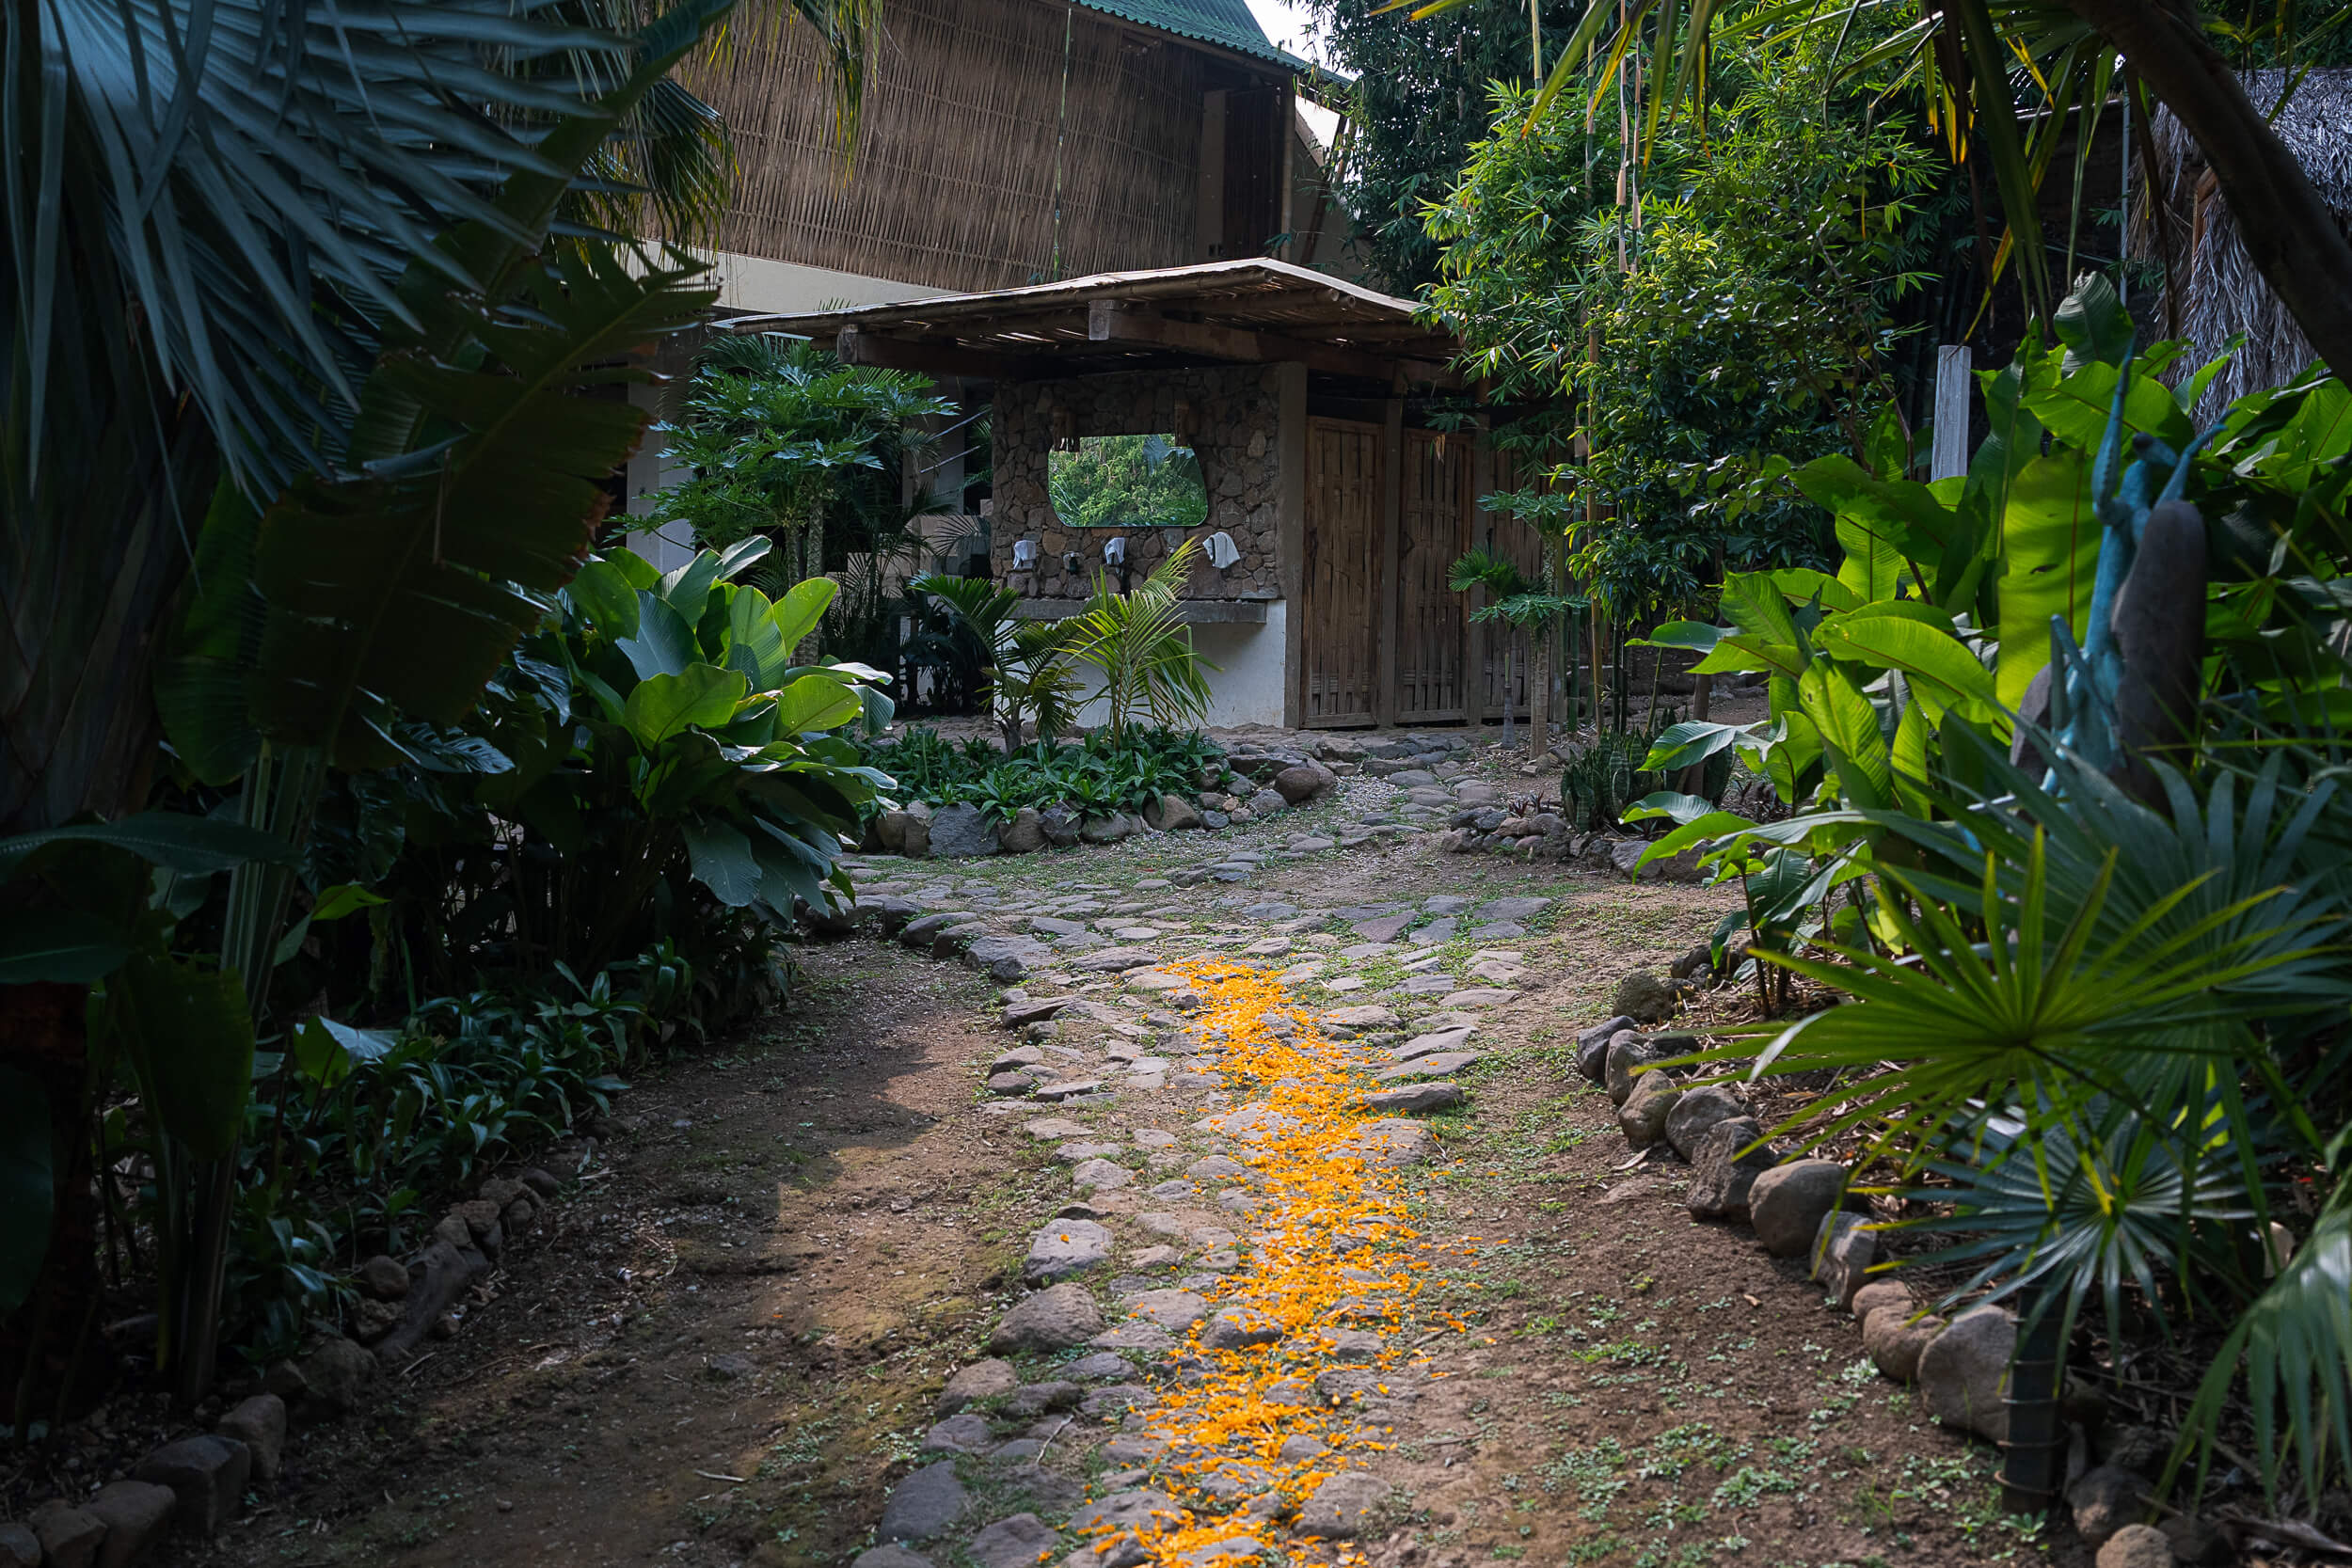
<box><xmin>859</xmin><ymin>728</ymin><xmax>1226</xmax><ymax>823</ymax></box>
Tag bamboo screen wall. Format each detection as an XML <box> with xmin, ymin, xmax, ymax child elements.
<box><xmin>681</xmin><ymin>0</ymin><xmax>1210</xmax><ymax>292</ymax></box>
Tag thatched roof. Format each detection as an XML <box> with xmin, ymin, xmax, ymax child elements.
<box><xmin>731</xmin><ymin>257</ymin><xmax>1460</xmax><ymax>384</ymax></box>
<box><xmin>2137</xmin><ymin>69</ymin><xmax>2352</xmax><ymax>416</ymax></box>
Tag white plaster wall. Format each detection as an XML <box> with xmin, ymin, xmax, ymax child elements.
<box><xmin>696</xmin><ymin>249</ymin><xmax>945</xmax><ymax>317</ymax></box>
<box><xmin>1194</xmin><ymin>606</ymin><xmax>1288</xmax><ymax>729</ymax></box>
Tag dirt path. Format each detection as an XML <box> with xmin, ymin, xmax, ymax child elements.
<box><xmin>199</xmin><ymin>750</ymin><xmax>2080</xmax><ymax>1568</ymax></box>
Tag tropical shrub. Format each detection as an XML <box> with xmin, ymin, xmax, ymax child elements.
<box><xmin>1630</xmin><ymin>277</ymin><xmax>2352</xmax><ymax>1503</ymax></box>
<box><xmin>858</xmin><ymin>728</ymin><xmax>1228</xmax><ymax>825</ymax></box>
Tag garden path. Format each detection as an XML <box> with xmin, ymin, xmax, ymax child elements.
<box><xmin>201</xmin><ymin>752</ymin><xmax>2080</xmax><ymax>1568</ymax></box>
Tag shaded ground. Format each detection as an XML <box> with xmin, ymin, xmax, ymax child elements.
<box><xmin>183</xmin><ymin>746</ymin><xmax>2085</xmax><ymax>1568</ymax></box>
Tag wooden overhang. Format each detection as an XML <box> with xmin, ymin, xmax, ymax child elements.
<box><xmin>725</xmin><ymin>258</ymin><xmax>1460</xmax><ymax>387</ymax></box>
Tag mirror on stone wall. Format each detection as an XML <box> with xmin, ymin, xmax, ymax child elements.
<box><xmin>1046</xmin><ymin>434</ymin><xmax>1208</xmax><ymax>532</ymax></box>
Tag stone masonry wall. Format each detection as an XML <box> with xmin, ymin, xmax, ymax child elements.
<box><xmin>991</xmin><ymin>365</ymin><xmax>1281</xmax><ymax>602</ymax></box>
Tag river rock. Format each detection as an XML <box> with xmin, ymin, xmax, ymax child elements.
<box><xmin>2069</xmin><ymin>1465</ymin><xmax>2154</xmax><ymax>1547</ymax></box>
<box><xmin>1748</xmin><ymin>1160</ymin><xmax>1851</xmax><ymax>1257</ymax></box>
<box><xmin>936</xmin><ymin>1358</ymin><xmax>1018</xmax><ymax>1414</ymax></box>
<box><xmin>297</xmin><ymin>1335</ymin><xmax>377</xmax><ymax>1413</ymax></box>
<box><xmin>851</xmin><ymin>1548</ymin><xmax>936</xmax><ymax>1568</ymax></box>
<box><xmin>928</xmin><ymin>803</ymin><xmax>999</xmax><ymax>858</ymax></box>
<box><xmin>1081</xmin><ymin>813</ymin><xmax>1140</xmax><ymax>845</ymax></box>
<box><xmin>989</xmin><ymin>1282</ymin><xmax>1104</xmax><ymax>1353</ymax></box>
<box><xmin>1041</xmin><ymin>805</ymin><xmax>1081</xmax><ymax>847</ymax></box>
<box><xmin>1610</xmin><ymin>970</ymin><xmax>1682</xmax><ymax>1022</ymax></box>
<box><xmin>217</xmin><ymin>1392</ymin><xmax>287</xmax><ymax>1481</ymax></box>
<box><xmin>1810</xmin><ymin>1212</ymin><xmax>1876</xmax><ymax>1309</ymax></box>
<box><xmin>1863</xmin><ymin>1307</ymin><xmax>1944</xmax><ymax>1383</ymax></box>
<box><xmin>1686</xmin><ymin>1117</ymin><xmax>1774</xmax><ymax>1219</ymax></box>
<box><xmin>1147</xmin><ymin>794</ymin><xmax>1205</xmax><ymax>832</ymax></box>
<box><xmin>1617</xmin><ymin>1072</ymin><xmax>1680</xmax><ymax>1149</ymax></box>
<box><xmin>1662</xmin><ymin>1085</ymin><xmax>1742</xmax><ymax>1158</ymax></box>
<box><xmin>1023</xmin><ymin>1218</ymin><xmax>1113</xmax><ymax>1282</ymax></box>
<box><xmin>2096</xmin><ymin>1525</ymin><xmax>2175</xmax><ymax>1568</ymax></box>
<box><xmin>969</xmin><ymin>1513</ymin><xmax>1060</xmax><ymax>1568</ymax></box>
<box><xmin>1273</xmin><ymin>762</ymin><xmax>1339</xmax><ymax>803</ymax></box>
<box><xmin>134</xmin><ymin>1433</ymin><xmax>249</xmax><ymax>1534</ymax></box>
<box><xmin>0</xmin><ymin>1524</ymin><xmax>38</xmax><ymax>1568</ymax></box>
<box><xmin>1127</xmin><ymin>1290</ymin><xmax>1209</xmax><ymax>1330</ymax></box>
<box><xmin>1574</xmin><ymin>1015</ymin><xmax>1637</xmax><ymax>1081</ymax></box>
<box><xmin>1297</xmin><ymin>1471</ymin><xmax>1389</xmax><ymax>1539</ymax></box>
<box><xmin>357</xmin><ymin>1254</ymin><xmax>408</xmax><ymax>1300</ymax></box>
<box><xmin>86</xmin><ymin>1481</ymin><xmax>174</xmax><ymax>1568</ymax></box>
<box><xmin>999</xmin><ymin>807</ymin><xmax>1047</xmax><ymax>854</ymax></box>
<box><xmin>1604</xmin><ymin>1033</ymin><xmax>1677</xmax><ymax>1106</ymax></box>
<box><xmin>1363</xmin><ymin>1082</ymin><xmax>1462</xmax><ymax>1114</ymax></box>
<box><xmin>1918</xmin><ymin>1305</ymin><xmax>2016</xmax><ymax>1441</ymax></box>
<box><xmin>878</xmin><ymin>1461</ymin><xmax>967</xmax><ymax>1542</ymax></box>
<box><xmin>923</xmin><ymin>1413</ymin><xmax>993</xmax><ymax>1453</ymax></box>
<box><xmin>29</xmin><ymin>1500</ymin><xmax>104</xmax><ymax>1568</ymax></box>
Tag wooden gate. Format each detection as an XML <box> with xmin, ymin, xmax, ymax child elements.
<box><xmin>1395</xmin><ymin>428</ymin><xmax>1470</xmax><ymax>721</ymax></box>
<box><xmin>1300</xmin><ymin>418</ymin><xmax>1383</xmax><ymax>727</ymax></box>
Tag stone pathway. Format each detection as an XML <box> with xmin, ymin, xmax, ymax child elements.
<box><xmin>194</xmin><ymin>733</ymin><xmax>2097</xmax><ymax>1568</ymax></box>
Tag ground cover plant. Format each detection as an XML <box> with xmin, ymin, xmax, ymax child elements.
<box><xmin>855</xmin><ymin>728</ymin><xmax>1229</xmax><ymax>824</ymax></box>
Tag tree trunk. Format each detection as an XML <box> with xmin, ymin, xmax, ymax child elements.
<box><xmin>2061</xmin><ymin>0</ymin><xmax>2352</xmax><ymax>375</ymax></box>
<box><xmin>1529</xmin><ymin>625</ymin><xmax>1552</xmax><ymax>764</ymax></box>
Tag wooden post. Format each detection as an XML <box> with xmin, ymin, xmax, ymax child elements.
<box><xmin>1375</xmin><ymin>394</ymin><xmax>1405</xmax><ymax>727</ymax></box>
<box><xmin>1931</xmin><ymin>346</ymin><xmax>1973</xmax><ymax>481</ymax></box>
<box><xmin>1470</xmin><ymin>420</ymin><xmax>1496</xmax><ymax>736</ymax></box>
<box><xmin>1199</xmin><ymin>91</ymin><xmax>1228</xmax><ymax>261</ymax></box>
<box><xmin>1275</xmin><ymin>361</ymin><xmax>1309</xmax><ymax>729</ymax></box>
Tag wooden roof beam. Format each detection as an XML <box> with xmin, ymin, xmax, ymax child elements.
<box><xmin>1086</xmin><ymin>300</ymin><xmax>1454</xmax><ymax>385</ymax></box>
<box><xmin>836</xmin><ymin>327</ymin><xmax>1044</xmax><ymax>381</ymax></box>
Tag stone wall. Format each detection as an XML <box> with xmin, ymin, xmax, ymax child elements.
<box><xmin>991</xmin><ymin>365</ymin><xmax>1282</xmax><ymax>602</ymax></box>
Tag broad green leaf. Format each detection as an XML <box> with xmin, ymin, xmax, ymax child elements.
<box><xmin>659</xmin><ymin>549</ymin><xmax>725</xmax><ymax>625</ymax></box>
<box><xmin>1692</xmin><ymin>633</ymin><xmax>1803</xmax><ymax>678</ymax></box>
<box><xmin>717</xmin><ymin>536</ymin><xmax>773</xmax><ymax>579</ymax></box>
<box><xmin>0</xmin><ymin>812</ymin><xmax>292</xmax><ymax>880</ymax></box>
<box><xmin>1768</xmin><ymin>568</ymin><xmax>1862</xmax><ymax>613</ymax></box>
<box><xmin>0</xmin><ymin>911</ymin><xmax>132</xmax><ymax>984</ymax></box>
<box><xmin>110</xmin><ymin>954</ymin><xmax>254</xmax><ymax>1161</ymax></box>
<box><xmin>726</xmin><ymin>585</ymin><xmax>787</xmax><ymax>689</ymax></box>
<box><xmin>1798</xmin><ymin>663</ymin><xmax>1892</xmax><ymax>811</ymax></box>
<box><xmin>1623</xmin><ymin>791</ymin><xmax>1720</xmax><ymax>826</ymax></box>
<box><xmin>605</xmin><ymin>548</ymin><xmax>661</xmax><ymax>590</ymax></box>
<box><xmin>1814</xmin><ymin>616</ymin><xmax>1994</xmax><ymax>720</ymax></box>
<box><xmin>616</xmin><ymin>592</ymin><xmax>700</xmax><ymax>682</ymax></box>
<box><xmin>1719</xmin><ymin>572</ymin><xmax>1802</xmax><ymax>645</ymax></box>
<box><xmin>623</xmin><ymin>666</ymin><xmax>748</xmax><ymax>747</ymax></box>
<box><xmin>771</xmin><ymin>673</ymin><xmax>862</xmax><ymax>736</ymax></box>
<box><xmin>1629</xmin><ymin>620</ymin><xmax>1727</xmax><ymax>652</ymax></box>
<box><xmin>681</xmin><ymin>820</ymin><xmax>762</xmax><ymax>907</ymax></box>
<box><xmin>1892</xmin><ymin>700</ymin><xmax>1933</xmax><ymax>816</ymax></box>
<box><xmin>1747</xmin><ymin>847</ymin><xmax>1816</xmax><ymax>932</ymax></box>
<box><xmin>2026</xmin><ymin>358</ymin><xmax>2196</xmax><ymax>455</ymax></box>
<box><xmin>311</xmin><ymin>884</ymin><xmax>388</xmax><ymax>922</ymax></box>
<box><xmin>0</xmin><ymin>1068</ymin><xmax>53</xmax><ymax>1315</ymax></box>
<box><xmin>1641</xmin><ymin>721</ymin><xmax>1751</xmax><ymax>771</ymax></box>
<box><xmin>2052</xmin><ymin>273</ymin><xmax>2134</xmax><ymax>372</ymax></box>
<box><xmin>1997</xmin><ymin>451</ymin><xmax>2100</xmax><ymax>708</ymax></box>
<box><xmin>155</xmin><ymin>482</ymin><xmax>266</xmax><ymax>784</ymax></box>
<box><xmin>1635</xmin><ymin>811</ymin><xmax>1756</xmax><ymax>865</ymax></box>
<box><xmin>567</xmin><ymin>557</ymin><xmax>642</xmax><ymax>639</ymax></box>
<box><xmin>292</xmin><ymin>1015</ymin><xmax>395</xmax><ymax>1091</ymax></box>
<box><xmin>772</xmin><ymin>578</ymin><xmax>838</xmax><ymax>653</ymax></box>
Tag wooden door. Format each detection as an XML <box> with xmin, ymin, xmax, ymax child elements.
<box><xmin>1395</xmin><ymin>428</ymin><xmax>1470</xmax><ymax>721</ymax></box>
<box><xmin>1301</xmin><ymin>418</ymin><xmax>1383</xmax><ymax>727</ymax></box>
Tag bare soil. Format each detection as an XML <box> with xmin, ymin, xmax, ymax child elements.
<box><xmin>133</xmin><ymin>746</ymin><xmax>2096</xmax><ymax>1568</ymax></box>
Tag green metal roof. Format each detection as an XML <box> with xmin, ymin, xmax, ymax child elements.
<box><xmin>1074</xmin><ymin>0</ymin><xmax>1311</xmax><ymax>71</ymax></box>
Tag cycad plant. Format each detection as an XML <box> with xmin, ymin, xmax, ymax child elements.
<box><xmin>1696</xmin><ymin>734</ymin><xmax>2352</xmax><ymax>1505</ymax></box>
<box><xmin>1071</xmin><ymin>538</ymin><xmax>1217</xmax><ymax>736</ymax></box>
